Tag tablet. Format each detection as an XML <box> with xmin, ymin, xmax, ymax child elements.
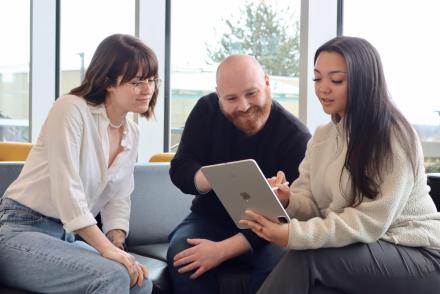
<box><xmin>200</xmin><ymin>159</ymin><xmax>290</xmax><ymax>229</ymax></box>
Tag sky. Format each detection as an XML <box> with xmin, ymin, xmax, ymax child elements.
<box><xmin>1</xmin><ymin>0</ymin><xmax>439</xmax><ymax>126</ymax></box>
<box><xmin>170</xmin><ymin>0</ymin><xmax>300</xmax><ymax>69</ymax></box>
<box><xmin>344</xmin><ymin>0</ymin><xmax>440</xmax><ymax>125</ymax></box>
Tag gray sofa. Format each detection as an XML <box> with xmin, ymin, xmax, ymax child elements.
<box><xmin>2</xmin><ymin>162</ymin><xmax>439</xmax><ymax>293</ymax></box>
<box><xmin>0</xmin><ymin>162</ymin><xmax>194</xmax><ymax>294</ymax></box>
<box><xmin>0</xmin><ymin>162</ymin><xmax>252</xmax><ymax>293</ymax></box>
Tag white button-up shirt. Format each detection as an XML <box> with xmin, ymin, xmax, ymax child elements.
<box><xmin>5</xmin><ymin>95</ymin><xmax>139</xmax><ymax>234</ymax></box>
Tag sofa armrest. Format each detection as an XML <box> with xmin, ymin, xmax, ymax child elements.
<box><xmin>0</xmin><ymin>162</ymin><xmax>24</xmax><ymax>196</ymax></box>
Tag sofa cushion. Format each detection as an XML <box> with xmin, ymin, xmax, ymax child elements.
<box><xmin>131</xmin><ymin>253</ymin><xmax>170</xmax><ymax>294</ymax></box>
<box><xmin>126</xmin><ymin>163</ymin><xmax>192</xmax><ymax>246</ymax></box>
<box><xmin>128</xmin><ymin>243</ymin><xmax>168</xmax><ymax>261</ymax></box>
<box><xmin>0</xmin><ymin>287</ymin><xmax>35</xmax><ymax>294</ymax></box>
<box><xmin>0</xmin><ymin>162</ymin><xmax>24</xmax><ymax>196</ymax></box>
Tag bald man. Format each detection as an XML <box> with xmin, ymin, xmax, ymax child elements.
<box><xmin>167</xmin><ymin>55</ymin><xmax>310</xmax><ymax>294</ymax></box>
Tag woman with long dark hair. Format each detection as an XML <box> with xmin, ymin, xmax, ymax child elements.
<box><xmin>241</xmin><ymin>36</ymin><xmax>440</xmax><ymax>293</ymax></box>
<box><xmin>0</xmin><ymin>34</ymin><xmax>159</xmax><ymax>293</ymax></box>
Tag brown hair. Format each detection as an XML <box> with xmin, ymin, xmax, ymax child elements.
<box><xmin>70</xmin><ymin>34</ymin><xmax>159</xmax><ymax>119</ymax></box>
<box><xmin>315</xmin><ymin>36</ymin><xmax>417</xmax><ymax>207</ymax></box>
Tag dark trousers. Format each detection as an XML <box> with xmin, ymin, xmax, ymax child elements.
<box><xmin>258</xmin><ymin>240</ymin><xmax>440</xmax><ymax>294</ymax></box>
<box><xmin>167</xmin><ymin>213</ymin><xmax>286</xmax><ymax>294</ymax></box>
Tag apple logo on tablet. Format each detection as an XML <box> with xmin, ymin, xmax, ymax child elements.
<box><xmin>240</xmin><ymin>192</ymin><xmax>251</xmax><ymax>201</ymax></box>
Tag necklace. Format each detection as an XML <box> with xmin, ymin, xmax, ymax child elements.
<box><xmin>108</xmin><ymin>119</ymin><xmax>124</xmax><ymax>129</ymax></box>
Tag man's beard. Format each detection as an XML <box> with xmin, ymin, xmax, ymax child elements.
<box><xmin>222</xmin><ymin>94</ymin><xmax>272</xmax><ymax>136</ymax></box>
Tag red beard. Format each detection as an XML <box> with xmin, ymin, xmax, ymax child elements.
<box><xmin>222</xmin><ymin>97</ymin><xmax>272</xmax><ymax>136</ymax></box>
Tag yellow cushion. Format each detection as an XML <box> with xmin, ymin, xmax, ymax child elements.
<box><xmin>148</xmin><ymin>152</ymin><xmax>175</xmax><ymax>162</ymax></box>
<box><xmin>0</xmin><ymin>142</ymin><xmax>33</xmax><ymax>161</ymax></box>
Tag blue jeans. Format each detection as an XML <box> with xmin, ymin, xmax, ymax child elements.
<box><xmin>0</xmin><ymin>198</ymin><xmax>152</xmax><ymax>294</ymax></box>
<box><xmin>167</xmin><ymin>212</ymin><xmax>287</xmax><ymax>294</ymax></box>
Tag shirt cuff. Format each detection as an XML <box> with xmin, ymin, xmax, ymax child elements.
<box><xmin>63</xmin><ymin>211</ymin><xmax>97</xmax><ymax>233</ymax></box>
<box><xmin>102</xmin><ymin>218</ymin><xmax>130</xmax><ymax>236</ymax></box>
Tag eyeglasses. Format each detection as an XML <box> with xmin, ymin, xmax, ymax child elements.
<box><xmin>129</xmin><ymin>78</ymin><xmax>161</xmax><ymax>92</ymax></box>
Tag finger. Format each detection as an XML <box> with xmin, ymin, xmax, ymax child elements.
<box><xmin>267</xmin><ymin>177</ymin><xmax>277</xmax><ymax>186</ymax></box>
<box><xmin>121</xmin><ymin>254</ymin><xmax>138</xmax><ymax>286</ymax></box>
<box><xmin>186</xmin><ymin>238</ymin><xmax>203</xmax><ymax>245</ymax></box>
<box><xmin>174</xmin><ymin>254</ymin><xmax>195</xmax><ymax>267</ymax></box>
<box><xmin>122</xmin><ymin>257</ymin><xmax>136</xmax><ymax>275</ymax></box>
<box><xmin>128</xmin><ymin>263</ymin><xmax>138</xmax><ymax>287</ymax></box>
<box><xmin>244</xmin><ymin>210</ymin><xmax>262</xmax><ymax>222</ymax></box>
<box><xmin>174</xmin><ymin>247</ymin><xmax>195</xmax><ymax>261</ymax></box>
<box><xmin>239</xmin><ymin>219</ymin><xmax>258</xmax><ymax>228</ymax></box>
<box><xmin>277</xmin><ymin>171</ymin><xmax>286</xmax><ymax>182</ymax></box>
<box><xmin>178</xmin><ymin>261</ymin><xmax>200</xmax><ymax>274</ymax></box>
<box><xmin>136</xmin><ymin>263</ymin><xmax>144</xmax><ymax>287</ymax></box>
<box><xmin>128</xmin><ymin>266</ymin><xmax>138</xmax><ymax>287</ymax></box>
<box><xmin>279</xmin><ymin>183</ymin><xmax>290</xmax><ymax>192</ymax></box>
<box><xmin>243</xmin><ymin>210</ymin><xmax>258</xmax><ymax>224</ymax></box>
<box><xmin>140</xmin><ymin>263</ymin><xmax>149</xmax><ymax>279</ymax></box>
<box><xmin>190</xmin><ymin>266</ymin><xmax>206</xmax><ymax>279</ymax></box>
<box><xmin>240</xmin><ymin>219</ymin><xmax>261</xmax><ymax>232</ymax></box>
<box><xmin>242</xmin><ymin>220</ymin><xmax>268</xmax><ymax>239</ymax></box>
<box><xmin>245</xmin><ymin>210</ymin><xmax>270</xmax><ymax>225</ymax></box>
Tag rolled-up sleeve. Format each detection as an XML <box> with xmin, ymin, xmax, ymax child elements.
<box><xmin>100</xmin><ymin>171</ymin><xmax>133</xmax><ymax>235</ymax></box>
<box><xmin>45</xmin><ymin>99</ymin><xmax>96</xmax><ymax>232</ymax></box>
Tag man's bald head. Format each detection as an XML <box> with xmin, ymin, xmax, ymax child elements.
<box><xmin>216</xmin><ymin>55</ymin><xmax>265</xmax><ymax>87</ymax></box>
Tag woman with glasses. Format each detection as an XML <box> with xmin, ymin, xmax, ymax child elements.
<box><xmin>240</xmin><ymin>36</ymin><xmax>440</xmax><ymax>294</ymax></box>
<box><xmin>0</xmin><ymin>34</ymin><xmax>159</xmax><ymax>293</ymax></box>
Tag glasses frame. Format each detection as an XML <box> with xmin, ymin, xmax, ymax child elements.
<box><xmin>129</xmin><ymin>77</ymin><xmax>161</xmax><ymax>92</ymax></box>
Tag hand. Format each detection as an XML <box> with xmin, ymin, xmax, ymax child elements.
<box><xmin>268</xmin><ymin>171</ymin><xmax>291</xmax><ymax>208</ymax></box>
<box><xmin>106</xmin><ymin>229</ymin><xmax>126</xmax><ymax>250</ymax></box>
<box><xmin>196</xmin><ymin>169</ymin><xmax>212</xmax><ymax>193</ymax></box>
<box><xmin>101</xmin><ymin>246</ymin><xmax>149</xmax><ymax>288</ymax></box>
<box><xmin>239</xmin><ymin>210</ymin><xmax>289</xmax><ymax>247</ymax></box>
<box><xmin>173</xmin><ymin>238</ymin><xmax>226</xmax><ymax>279</ymax></box>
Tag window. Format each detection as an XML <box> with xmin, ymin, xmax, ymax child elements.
<box><xmin>343</xmin><ymin>0</ymin><xmax>440</xmax><ymax>171</ymax></box>
<box><xmin>170</xmin><ymin>0</ymin><xmax>301</xmax><ymax>150</ymax></box>
<box><xmin>0</xmin><ymin>0</ymin><xmax>30</xmax><ymax>142</ymax></box>
<box><xmin>60</xmin><ymin>0</ymin><xmax>135</xmax><ymax>96</ymax></box>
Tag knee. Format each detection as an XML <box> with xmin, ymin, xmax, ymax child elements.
<box><xmin>104</xmin><ymin>263</ymin><xmax>131</xmax><ymax>288</ymax></box>
<box><xmin>132</xmin><ymin>278</ymin><xmax>153</xmax><ymax>294</ymax></box>
<box><xmin>285</xmin><ymin>249</ymin><xmax>306</xmax><ymax>260</ymax></box>
<box><xmin>89</xmin><ymin>262</ymin><xmax>131</xmax><ymax>293</ymax></box>
<box><xmin>254</xmin><ymin>244</ymin><xmax>288</xmax><ymax>269</ymax></box>
<box><xmin>166</xmin><ymin>239</ymin><xmax>200</xmax><ymax>285</ymax></box>
<box><xmin>167</xmin><ymin>237</ymin><xmax>191</xmax><ymax>264</ymax></box>
<box><xmin>283</xmin><ymin>250</ymin><xmax>311</xmax><ymax>270</ymax></box>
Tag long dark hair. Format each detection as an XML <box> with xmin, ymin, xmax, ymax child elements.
<box><xmin>70</xmin><ymin>34</ymin><xmax>159</xmax><ymax>119</ymax></box>
<box><xmin>314</xmin><ymin>36</ymin><xmax>417</xmax><ymax>206</ymax></box>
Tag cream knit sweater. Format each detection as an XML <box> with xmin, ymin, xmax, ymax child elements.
<box><xmin>286</xmin><ymin>120</ymin><xmax>440</xmax><ymax>250</ymax></box>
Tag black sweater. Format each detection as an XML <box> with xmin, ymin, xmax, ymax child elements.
<box><xmin>170</xmin><ymin>92</ymin><xmax>311</xmax><ymax>249</ymax></box>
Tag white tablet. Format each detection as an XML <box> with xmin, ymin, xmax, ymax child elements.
<box><xmin>200</xmin><ymin>159</ymin><xmax>290</xmax><ymax>229</ymax></box>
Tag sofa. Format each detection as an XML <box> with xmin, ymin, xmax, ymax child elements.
<box><xmin>2</xmin><ymin>162</ymin><xmax>439</xmax><ymax>293</ymax></box>
<box><xmin>0</xmin><ymin>162</ymin><xmax>250</xmax><ymax>294</ymax></box>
